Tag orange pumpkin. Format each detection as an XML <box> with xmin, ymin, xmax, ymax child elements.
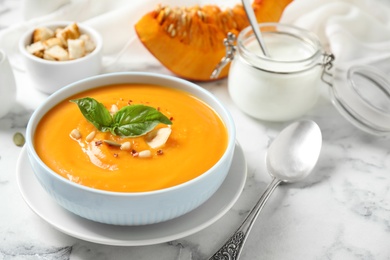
<box><xmin>135</xmin><ymin>0</ymin><xmax>293</xmax><ymax>81</ymax></box>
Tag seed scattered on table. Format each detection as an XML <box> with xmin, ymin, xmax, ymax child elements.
<box><xmin>13</xmin><ymin>132</ymin><xmax>25</xmax><ymax>147</ymax></box>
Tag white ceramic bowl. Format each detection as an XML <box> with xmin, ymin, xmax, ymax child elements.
<box><xmin>19</xmin><ymin>21</ymin><xmax>102</xmax><ymax>94</ymax></box>
<box><xmin>25</xmin><ymin>72</ymin><xmax>236</xmax><ymax>226</ymax></box>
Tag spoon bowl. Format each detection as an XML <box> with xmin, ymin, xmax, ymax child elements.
<box><xmin>267</xmin><ymin>120</ymin><xmax>322</xmax><ymax>183</ymax></box>
<box><xmin>209</xmin><ymin>120</ymin><xmax>322</xmax><ymax>259</ymax></box>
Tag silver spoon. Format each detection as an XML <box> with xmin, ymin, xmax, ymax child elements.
<box><xmin>208</xmin><ymin>120</ymin><xmax>322</xmax><ymax>260</ymax></box>
<box><xmin>241</xmin><ymin>0</ymin><xmax>270</xmax><ymax>57</ymax></box>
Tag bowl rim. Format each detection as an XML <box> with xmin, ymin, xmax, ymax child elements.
<box><xmin>26</xmin><ymin>72</ymin><xmax>236</xmax><ymax>197</ymax></box>
<box><xmin>18</xmin><ymin>20</ymin><xmax>103</xmax><ymax>65</ymax></box>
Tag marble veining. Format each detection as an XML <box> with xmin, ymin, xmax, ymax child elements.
<box><xmin>0</xmin><ymin>245</ymin><xmax>72</xmax><ymax>259</ymax></box>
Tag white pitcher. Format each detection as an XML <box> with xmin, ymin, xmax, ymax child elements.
<box><xmin>0</xmin><ymin>50</ymin><xmax>17</xmax><ymax>118</ymax></box>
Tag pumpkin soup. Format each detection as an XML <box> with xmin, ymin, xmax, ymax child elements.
<box><xmin>34</xmin><ymin>84</ymin><xmax>228</xmax><ymax>192</ymax></box>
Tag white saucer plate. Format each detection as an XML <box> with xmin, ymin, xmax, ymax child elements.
<box><xmin>16</xmin><ymin>143</ymin><xmax>247</xmax><ymax>246</ymax></box>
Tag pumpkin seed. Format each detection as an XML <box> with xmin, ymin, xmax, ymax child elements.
<box><xmin>157</xmin><ymin>10</ymin><xmax>165</xmax><ymax>24</ymax></box>
<box><xmin>13</xmin><ymin>132</ymin><xmax>25</xmax><ymax>147</ymax></box>
<box><xmin>70</xmin><ymin>129</ymin><xmax>81</xmax><ymax>139</ymax></box>
<box><xmin>85</xmin><ymin>131</ymin><xmax>96</xmax><ymax>142</ymax></box>
<box><xmin>170</xmin><ymin>28</ymin><xmax>177</xmax><ymax>37</ymax></box>
<box><xmin>164</xmin><ymin>7</ymin><xmax>171</xmax><ymax>17</ymax></box>
<box><xmin>154</xmin><ymin>4</ymin><xmax>162</xmax><ymax>12</ymax></box>
<box><xmin>103</xmin><ymin>140</ymin><xmax>121</xmax><ymax>147</ymax></box>
<box><xmin>181</xmin><ymin>13</ymin><xmax>187</xmax><ymax>26</ymax></box>
<box><xmin>167</xmin><ymin>23</ymin><xmax>174</xmax><ymax>33</ymax></box>
<box><xmin>110</xmin><ymin>104</ymin><xmax>119</xmax><ymax>114</ymax></box>
<box><xmin>197</xmin><ymin>10</ymin><xmax>205</xmax><ymax>20</ymax></box>
<box><xmin>138</xmin><ymin>150</ymin><xmax>151</xmax><ymax>158</ymax></box>
<box><xmin>120</xmin><ymin>141</ymin><xmax>131</xmax><ymax>151</ymax></box>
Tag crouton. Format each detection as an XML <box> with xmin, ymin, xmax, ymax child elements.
<box><xmin>68</xmin><ymin>39</ymin><xmax>85</xmax><ymax>59</ymax></box>
<box><xmin>79</xmin><ymin>34</ymin><xmax>96</xmax><ymax>53</ymax></box>
<box><xmin>43</xmin><ymin>37</ymin><xmax>63</xmax><ymax>49</ymax></box>
<box><xmin>43</xmin><ymin>52</ymin><xmax>56</xmax><ymax>61</ymax></box>
<box><xmin>26</xmin><ymin>41</ymin><xmax>45</xmax><ymax>56</ymax></box>
<box><xmin>32</xmin><ymin>27</ymin><xmax>54</xmax><ymax>43</ymax></box>
<box><xmin>44</xmin><ymin>45</ymin><xmax>69</xmax><ymax>61</ymax></box>
<box><xmin>56</xmin><ymin>23</ymin><xmax>80</xmax><ymax>47</ymax></box>
<box><xmin>26</xmin><ymin>23</ymin><xmax>95</xmax><ymax>61</ymax></box>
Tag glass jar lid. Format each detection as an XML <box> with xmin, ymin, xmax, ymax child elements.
<box><xmin>329</xmin><ymin>65</ymin><xmax>390</xmax><ymax>136</ymax></box>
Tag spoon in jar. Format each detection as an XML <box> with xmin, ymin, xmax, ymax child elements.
<box><xmin>241</xmin><ymin>0</ymin><xmax>270</xmax><ymax>57</ymax></box>
<box><xmin>208</xmin><ymin>120</ymin><xmax>322</xmax><ymax>260</ymax></box>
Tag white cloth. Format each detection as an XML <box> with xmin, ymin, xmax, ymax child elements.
<box><xmin>280</xmin><ymin>0</ymin><xmax>390</xmax><ymax>71</ymax></box>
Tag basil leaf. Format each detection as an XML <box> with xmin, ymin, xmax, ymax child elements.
<box><xmin>70</xmin><ymin>97</ymin><xmax>113</xmax><ymax>131</ymax></box>
<box><xmin>112</xmin><ymin>104</ymin><xmax>172</xmax><ymax>137</ymax></box>
<box><xmin>71</xmin><ymin>98</ymin><xmax>172</xmax><ymax>138</ymax></box>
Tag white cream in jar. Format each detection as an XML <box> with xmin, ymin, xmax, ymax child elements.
<box><xmin>227</xmin><ymin>23</ymin><xmax>327</xmax><ymax>122</ymax></box>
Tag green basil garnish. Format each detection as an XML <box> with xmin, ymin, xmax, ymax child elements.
<box><xmin>71</xmin><ymin>97</ymin><xmax>172</xmax><ymax>137</ymax></box>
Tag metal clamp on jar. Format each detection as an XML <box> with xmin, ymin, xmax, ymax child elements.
<box><xmin>212</xmin><ymin>23</ymin><xmax>334</xmax><ymax>122</ymax></box>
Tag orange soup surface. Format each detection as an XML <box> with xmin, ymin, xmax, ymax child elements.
<box><xmin>35</xmin><ymin>84</ymin><xmax>228</xmax><ymax>192</ymax></box>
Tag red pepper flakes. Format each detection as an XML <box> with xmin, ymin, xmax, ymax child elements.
<box><xmin>157</xmin><ymin>149</ymin><xmax>164</xmax><ymax>155</ymax></box>
<box><xmin>131</xmin><ymin>149</ymin><xmax>138</xmax><ymax>157</ymax></box>
<box><xmin>170</xmin><ymin>117</ymin><xmax>174</xmax><ymax>121</ymax></box>
<box><xmin>95</xmin><ymin>140</ymin><xmax>103</xmax><ymax>146</ymax></box>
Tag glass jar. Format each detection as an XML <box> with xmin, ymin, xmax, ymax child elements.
<box><xmin>212</xmin><ymin>23</ymin><xmax>390</xmax><ymax>137</ymax></box>
<box><xmin>214</xmin><ymin>23</ymin><xmax>332</xmax><ymax>122</ymax></box>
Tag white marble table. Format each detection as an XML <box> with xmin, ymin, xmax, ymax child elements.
<box><xmin>1</xmin><ymin>1</ymin><xmax>390</xmax><ymax>259</ymax></box>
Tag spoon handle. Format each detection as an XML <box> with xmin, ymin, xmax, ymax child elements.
<box><xmin>208</xmin><ymin>177</ymin><xmax>281</xmax><ymax>260</ymax></box>
<box><xmin>241</xmin><ymin>0</ymin><xmax>270</xmax><ymax>57</ymax></box>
